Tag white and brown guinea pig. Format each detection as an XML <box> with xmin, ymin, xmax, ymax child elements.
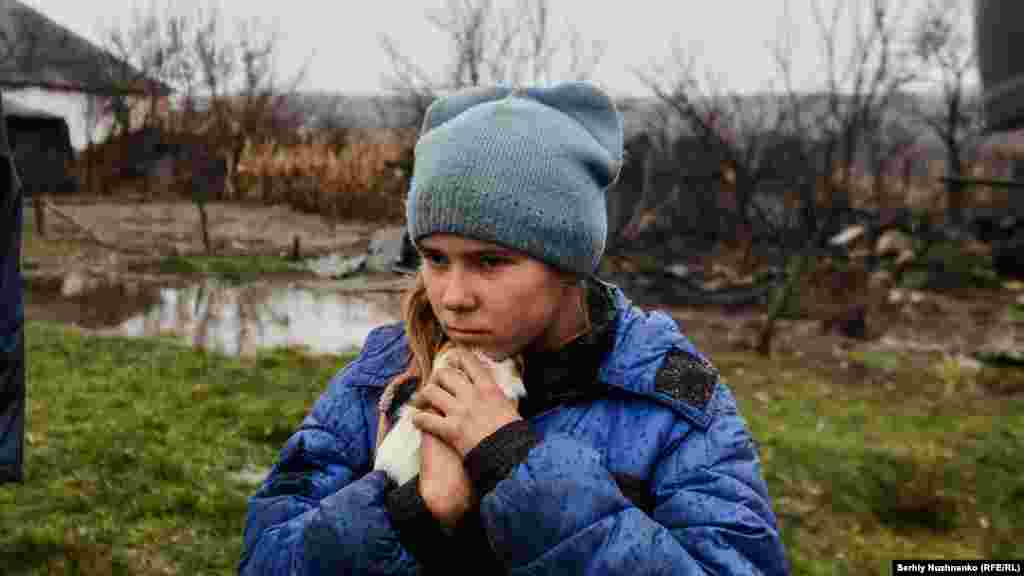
<box><xmin>373</xmin><ymin>344</ymin><xmax>526</xmax><ymax>486</ymax></box>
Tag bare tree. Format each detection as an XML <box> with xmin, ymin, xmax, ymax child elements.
<box><xmin>400</xmin><ymin>0</ymin><xmax>604</xmax><ymax>92</ymax></box>
<box><xmin>98</xmin><ymin>1</ymin><xmax>185</xmax><ymax>135</ymax></box>
<box><xmin>909</xmin><ymin>0</ymin><xmax>982</xmax><ymax>231</ymax></box>
<box><xmin>751</xmin><ymin>0</ymin><xmax>918</xmax><ymax>355</ymax></box>
<box><xmin>806</xmin><ymin>0</ymin><xmax>916</xmax><ymax>235</ymax></box>
<box><xmin>194</xmin><ymin>9</ymin><xmax>306</xmax><ymax>201</ymax></box>
<box><xmin>378</xmin><ymin>0</ymin><xmax>606</xmax><ymax>187</ymax></box>
<box><xmin>634</xmin><ymin>42</ymin><xmax>791</xmax><ymax>248</ymax></box>
<box><xmin>862</xmin><ymin>110</ymin><xmax>920</xmax><ymax>270</ymax></box>
<box><xmin>95</xmin><ymin>1</ymin><xmax>307</xmax><ymax>252</ymax></box>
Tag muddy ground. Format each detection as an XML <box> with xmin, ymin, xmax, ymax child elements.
<box><xmin>20</xmin><ymin>197</ymin><xmax>1024</xmax><ymax>379</ymax></box>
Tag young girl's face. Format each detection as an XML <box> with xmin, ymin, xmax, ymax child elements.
<box><xmin>417</xmin><ymin>234</ymin><xmax>581</xmax><ymax>358</ymax></box>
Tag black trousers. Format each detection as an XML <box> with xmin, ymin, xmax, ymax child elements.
<box><xmin>0</xmin><ymin>327</ymin><xmax>24</xmax><ymax>483</ymax></box>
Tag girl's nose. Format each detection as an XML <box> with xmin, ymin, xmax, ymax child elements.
<box><xmin>440</xmin><ymin>266</ymin><xmax>476</xmax><ymax>312</ymax></box>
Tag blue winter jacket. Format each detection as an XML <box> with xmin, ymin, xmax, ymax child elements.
<box><xmin>240</xmin><ymin>283</ymin><xmax>789</xmax><ymax>574</ymax></box>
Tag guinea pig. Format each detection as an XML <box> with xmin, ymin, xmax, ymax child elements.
<box><xmin>373</xmin><ymin>344</ymin><xmax>526</xmax><ymax>486</ymax></box>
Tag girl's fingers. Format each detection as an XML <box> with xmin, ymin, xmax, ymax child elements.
<box><xmin>449</xmin><ymin>350</ymin><xmax>497</xmax><ymax>394</ymax></box>
<box><xmin>411</xmin><ymin>409</ymin><xmax>453</xmax><ymax>441</ymax></box>
<box><xmin>416</xmin><ymin>381</ymin><xmax>459</xmax><ymax>416</ymax></box>
<box><xmin>432</xmin><ymin>366</ymin><xmax>472</xmax><ymax>398</ymax></box>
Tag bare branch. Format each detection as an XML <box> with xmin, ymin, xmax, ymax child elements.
<box><xmin>907</xmin><ymin>0</ymin><xmax>982</xmax><ymax>227</ymax></box>
<box><xmin>382</xmin><ymin>0</ymin><xmax>602</xmax><ymax>96</ymax></box>
<box><xmin>378</xmin><ymin>33</ymin><xmax>439</xmax><ymax>96</ymax></box>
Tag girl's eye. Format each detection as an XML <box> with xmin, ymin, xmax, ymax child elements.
<box><xmin>423</xmin><ymin>253</ymin><xmax>447</xmax><ymax>266</ymax></box>
<box><xmin>479</xmin><ymin>256</ymin><xmax>508</xmax><ymax>268</ymax></box>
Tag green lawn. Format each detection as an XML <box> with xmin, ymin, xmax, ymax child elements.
<box><xmin>1</xmin><ymin>322</ymin><xmax>355</xmax><ymax>575</ymax></box>
<box><xmin>716</xmin><ymin>350</ymin><xmax>1024</xmax><ymax>574</ymax></box>
<box><xmin>151</xmin><ymin>255</ymin><xmax>307</xmax><ymax>284</ymax></box>
<box><xmin>1</xmin><ymin>321</ymin><xmax>1022</xmax><ymax>574</ymax></box>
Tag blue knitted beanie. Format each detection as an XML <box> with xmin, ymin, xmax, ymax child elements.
<box><xmin>406</xmin><ymin>81</ymin><xmax>624</xmax><ymax>277</ymax></box>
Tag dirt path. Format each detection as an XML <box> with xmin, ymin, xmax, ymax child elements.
<box><xmin>25</xmin><ymin>197</ymin><xmax>384</xmax><ymax>269</ymax></box>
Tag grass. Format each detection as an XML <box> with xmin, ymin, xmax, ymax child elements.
<box><xmin>898</xmin><ymin>242</ymin><xmax>1002</xmax><ymax>292</ymax></box>
<box><xmin>1009</xmin><ymin>303</ymin><xmax>1024</xmax><ymax>323</ymax></box>
<box><xmin>20</xmin><ymin>207</ymin><xmax>90</xmax><ymax>265</ymax></box>
<box><xmin>3</xmin><ymin>302</ymin><xmax>1022</xmax><ymax>574</ymax></box>
<box><xmin>153</xmin><ymin>254</ymin><xmax>306</xmax><ymax>285</ymax></box>
<box><xmin>716</xmin><ymin>351</ymin><xmax>1024</xmax><ymax>573</ymax></box>
<box><xmin>848</xmin><ymin>349</ymin><xmax>903</xmax><ymax>373</ymax></box>
<box><xmin>0</xmin><ymin>321</ymin><xmax>356</xmax><ymax>575</ymax></box>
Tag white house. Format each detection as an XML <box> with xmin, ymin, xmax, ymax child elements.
<box><xmin>0</xmin><ymin>0</ymin><xmax>170</xmax><ymax>151</ymax></box>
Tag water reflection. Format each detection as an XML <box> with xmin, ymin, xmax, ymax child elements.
<box><xmin>116</xmin><ymin>280</ymin><xmax>402</xmax><ymax>356</ymax></box>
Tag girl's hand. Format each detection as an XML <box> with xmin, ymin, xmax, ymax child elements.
<box><xmin>418</xmin><ymin>426</ymin><xmax>474</xmax><ymax>530</ymax></box>
<box><xmin>411</xmin><ymin>349</ymin><xmax>523</xmax><ymax>458</ymax></box>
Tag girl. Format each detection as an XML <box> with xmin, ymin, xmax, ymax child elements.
<box><xmin>240</xmin><ymin>81</ymin><xmax>789</xmax><ymax>575</ymax></box>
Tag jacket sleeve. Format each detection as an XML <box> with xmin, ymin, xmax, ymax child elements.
<box><xmin>0</xmin><ymin>131</ymin><xmax>24</xmax><ymax>484</ymax></box>
<box><xmin>239</xmin><ymin>360</ymin><xmax>419</xmax><ymax>575</ymax></box>
<box><xmin>477</xmin><ymin>385</ymin><xmax>790</xmax><ymax>575</ymax></box>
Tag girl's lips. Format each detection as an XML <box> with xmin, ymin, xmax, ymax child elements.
<box><xmin>446</xmin><ymin>327</ymin><xmax>488</xmax><ymax>335</ymax></box>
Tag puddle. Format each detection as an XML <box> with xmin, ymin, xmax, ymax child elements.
<box><xmin>27</xmin><ymin>276</ymin><xmax>403</xmax><ymax>357</ymax></box>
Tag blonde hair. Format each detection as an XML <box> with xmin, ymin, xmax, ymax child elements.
<box><xmin>399</xmin><ymin>271</ymin><xmax>447</xmax><ymax>384</ymax></box>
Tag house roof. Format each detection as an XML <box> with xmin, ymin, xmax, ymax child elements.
<box><xmin>0</xmin><ymin>0</ymin><xmax>172</xmax><ymax>96</ymax></box>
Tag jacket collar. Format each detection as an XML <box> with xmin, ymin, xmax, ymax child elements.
<box><xmin>516</xmin><ymin>277</ymin><xmax>619</xmax><ymax>418</ymax></box>
<box><xmin>352</xmin><ymin>278</ymin><xmax>713</xmax><ymax>429</ymax></box>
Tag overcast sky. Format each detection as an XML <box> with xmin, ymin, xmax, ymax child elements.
<box><xmin>24</xmin><ymin>0</ymin><xmax>968</xmax><ymax>99</ymax></box>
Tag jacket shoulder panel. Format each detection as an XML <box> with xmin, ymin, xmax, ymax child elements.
<box><xmin>597</xmin><ymin>293</ymin><xmax>714</xmax><ymax>429</ymax></box>
<box><xmin>654</xmin><ymin>349</ymin><xmax>718</xmax><ymax>411</ymax></box>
